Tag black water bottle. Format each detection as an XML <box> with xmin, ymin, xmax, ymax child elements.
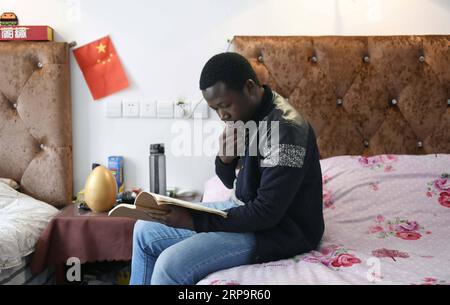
<box><xmin>149</xmin><ymin>144</ymin><xmax>166</xmax><ymax>195</ymax></box>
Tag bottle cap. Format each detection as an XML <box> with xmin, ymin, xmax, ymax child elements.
<box><xmin>150</xmin><ymin>143</ymin><xmax>165</xmax><ymax>154</ymax></box>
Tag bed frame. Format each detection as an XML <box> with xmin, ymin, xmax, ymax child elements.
<box><xmin>233</xmin><ymin>36</ymin><xmax>450</xmax><ymax>158</ymax></box>
<box><xmin>0</xmin><ymin>42</ymin><xmax>72</xmax><ymax>207</ymax></box>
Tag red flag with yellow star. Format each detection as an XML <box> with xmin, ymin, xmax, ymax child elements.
<box><xmin>73</xmin><ymin>35</ymin><xmax>129</xmax><ymax>100</ymax></box>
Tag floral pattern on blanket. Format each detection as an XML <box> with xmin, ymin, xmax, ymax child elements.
<box><xmin>371</xmin><ymin>248</ymin><xmax>409</xmax><ymax>261</ymax></box>
<box><xmin>413</xmin><ymin>277</ymin><xmax>449</xmax><ymax>285</ymax></box>
<box><xmin>367</xmin><ymin>215</ymin><xmax>430</xmax><ymax>240</ymax></box>
<box><xmin>298</xmin><ymin>244</ymin><xmax>361</xmax><ymax>269</ymax></box>
<box><xmin>357</xmin><ymin>154</ymin><xmax>398</xmax><ymax>172</ymax></box>
<box><xmin>197</xmin><ymin>154</ymin><xmax>450</xmax><ymax>285</ymax></box>
<box><xmin>426</xmin><ymin>173</ymin><xmax>450</xmax><ymax>208</ymax></box>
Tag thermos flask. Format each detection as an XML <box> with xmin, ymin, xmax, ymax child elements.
<box><xmin>149</xmin><ymin>144</ymin><xmax>167</xmax><ymax>195</ymax></box>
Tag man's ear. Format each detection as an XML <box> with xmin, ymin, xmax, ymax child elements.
<box><xmin>244</xmin><ymin>79</ymin><xmax>258</xmax><ymax>96</ymax></box>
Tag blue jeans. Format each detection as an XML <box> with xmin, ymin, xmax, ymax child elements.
<box><xmin>129</xmin><ymin>200</ymin><xmax>257</xmax><ymax>285</ymax></box>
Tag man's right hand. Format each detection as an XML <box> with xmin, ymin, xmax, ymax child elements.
<box><xmin>218</xmin><ymin>125</ymin><xmax>245</xmax><ymax>165</ymax></box>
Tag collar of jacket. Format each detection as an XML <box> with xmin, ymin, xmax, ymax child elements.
<box><xmin>250</xmin><ymin>85</ymin><xmax>275</xmax><ymax>123</ymax></box>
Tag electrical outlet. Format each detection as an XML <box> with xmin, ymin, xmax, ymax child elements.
<box><xmin>123</xmin><ymin>100</ymin><xmax>140</xmax><ymax>117</ymax></box>
<box><xmin>141</xmin><ymin>100</ymin><xmax>157</xmax><ymax>118</ymax></box>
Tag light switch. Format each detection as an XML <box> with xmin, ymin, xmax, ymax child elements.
<box><xmin>141</xmin><ymin>100</ymin><xmax>157</xmax><ymax>118</ymax></box>
<box><xmin>106</xmin><ymin>100</ymin><xmax>122</xmax><ymax>118</ymax></box>
<box><xmin>157</xmin><ymin>101</ymin><xmax>174</xmax><ymax>118</ymax></box>
<box><xmin>123</xmin><ymin>100</ymin><xmax>140</xmax><ymax>117</ymax></box>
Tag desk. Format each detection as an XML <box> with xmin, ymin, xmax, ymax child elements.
<box><xmin>30</xmin><ymin>203</ymin><xmax>136</xmax><ymax>284</ymax></box>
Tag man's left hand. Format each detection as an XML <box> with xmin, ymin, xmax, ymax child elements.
<box><xmin>147</xmin><ymin>206</ymin><xmax>195</xmax><ymax>230</ymax></box>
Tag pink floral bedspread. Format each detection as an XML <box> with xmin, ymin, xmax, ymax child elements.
<box><xmin>197</xmin><ymin>154</ymin><xmax>450</xmax><ymax>285</ymax></box>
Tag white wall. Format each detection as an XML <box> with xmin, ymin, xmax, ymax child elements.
<box><xmin>2</xmin><ymin>0</ymin><xmax>449</xmax><ymax>194</ymax></box>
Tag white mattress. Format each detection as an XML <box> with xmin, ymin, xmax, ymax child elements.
<box><xmin>197</xmin><ymin>154</ymin><xmax>450</xmax><ymax>285</ymax></box>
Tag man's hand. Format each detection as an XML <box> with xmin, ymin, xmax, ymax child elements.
<box><xmin>146</xmin><ymin>206</ymin><xmax>194</xmax><ymax>230</ymax></box>
<box><xmin>218</xmin><ymin>125</ymin><xmax>245</xmax><ymax>164</ymax></box>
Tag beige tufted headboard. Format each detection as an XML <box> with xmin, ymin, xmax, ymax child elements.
<box><xmin>233</xmin><ymin>36</ymin><xmax>450</xmax><ymax>158</ymax></box>
<box><xmin>0</xmin><ymin>42</ymin><xmax>72</xmax><ymax>207</ymax></box>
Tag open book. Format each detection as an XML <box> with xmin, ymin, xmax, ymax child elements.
<box><xmin>108</xmin><ymin>191</ymin><xmax>228</xmax><ymax>221</ymax></box>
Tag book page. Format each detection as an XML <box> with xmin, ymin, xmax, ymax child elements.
<box><xmin>151</xmin><ymin>192</ymin><xmax>228</xmax><ymax>218</ymax></box>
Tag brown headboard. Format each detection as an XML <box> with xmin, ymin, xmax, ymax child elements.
<box><xmin>233</xmin><ymin>36</ymin><xmax>450</xmax><ymax>158</ymax></box>
<box><xmin>0</xmin><ymin>42</ymin><xmax>72</xmax><ymax>207</ymax></box>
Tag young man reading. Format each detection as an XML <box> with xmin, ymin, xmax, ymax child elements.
<box><xmin>130</xmin><ymin>52</ymin><xmax>324</xmax><ymax>285</ymax></box>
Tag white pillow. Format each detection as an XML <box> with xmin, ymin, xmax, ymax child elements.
<box><xmin>0</xmin><ymin>181</ymin><xmax>59</xmax><ymax>270</ymax></box>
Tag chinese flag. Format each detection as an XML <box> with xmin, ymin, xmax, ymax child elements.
<box><xmin>73</xmin><ymin>36</ymin><xmax>129</xmax><ymax>100</ymax></box>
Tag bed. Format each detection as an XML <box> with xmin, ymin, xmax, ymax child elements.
<box><xmin>197</xmin><ymin>35</ymin><xmax>450</xmax><ymax>285</ymax></box>
<box><xmin>0</xmin><ymin>42</ymin><xmax>72</xmax><ymax>284</ymax></box>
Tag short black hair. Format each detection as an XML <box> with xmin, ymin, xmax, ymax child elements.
<box><xmin>199</xmin><ymin>52</ymin><xmax>260</xmax><ymax>91</ymax></box>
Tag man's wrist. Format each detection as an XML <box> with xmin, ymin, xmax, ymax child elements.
<box><xmin>218</xmin><ymin>155</ymin><xmax>236</xmax><ymax>165</ymax></box>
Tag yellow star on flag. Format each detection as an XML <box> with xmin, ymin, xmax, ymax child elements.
<box><xmin>96</xmin><ymin>43</ymin><xmax>106</xmax><ymax>53</ymax></box>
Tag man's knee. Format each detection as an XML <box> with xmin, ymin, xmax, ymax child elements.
<box><xmin>133</xmin><ymin>221</ymin><xmax>164</xmax><ymax>250</ymax></box>
<box><xmin>151</xmin><ymin>247</ymin><xmax>190</xmax><ymax>285</ymax></box>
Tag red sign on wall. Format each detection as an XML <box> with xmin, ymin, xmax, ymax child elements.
<box><xmin>0</xmin><ymin>26</ymin><xmax>53</xmax><ymax>41</ymax></box>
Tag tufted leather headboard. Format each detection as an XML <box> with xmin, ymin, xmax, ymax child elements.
<box><xmin>0</xmin><ymin>42</ymin><xmax>72</xmax><ymax>207</ymax></box>
<box><xmin>233</xmin><ymin>36</ymin><xmax>450</xmax><ymax>158</ymax></box>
